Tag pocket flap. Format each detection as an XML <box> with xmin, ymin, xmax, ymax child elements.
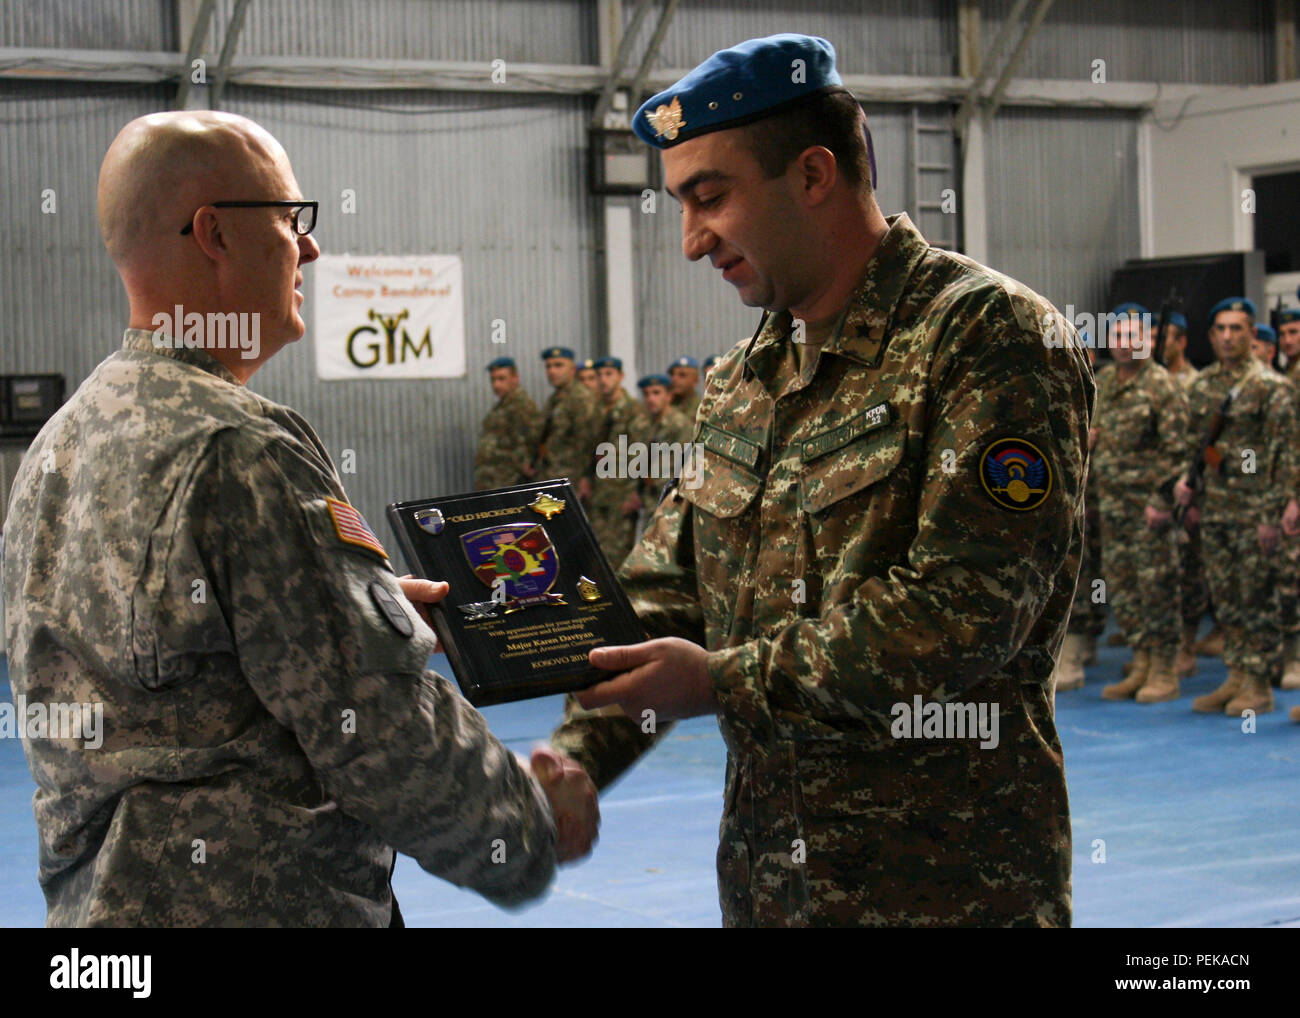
<box><xmin>681</xmin><ymin>451</ymin><xmax>762</xmax><ymax>518</ymax></box>
<box><xmin>800</xmin><ymin>418</ymin><xmax>906</xmax><ymax>514</ymax></box>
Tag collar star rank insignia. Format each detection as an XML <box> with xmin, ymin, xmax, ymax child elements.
<box><xmin>646</xmin><ymin>96</ymin><xmax>685</xmax><ymax>141</ymax></box>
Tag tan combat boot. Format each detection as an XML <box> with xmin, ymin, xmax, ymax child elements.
<box><xmin>1225</xmin><ymin>674</ymin><xmax>1274</xmax><ymax>716</ymax></box>
<box><xmin>1053</xmin><ymin>633</ymin><xmax>1089</xmax><ymax>692</ymax></box>
<box><xmin>1102</xmin><ymin>649</ymin><xmax>1150</xmax><ymax>700</ymax></box>
<box><xmin>1173</xmin><ymin>625</ymin><xmax>1198</xmax><ymax>679</ymax></box>
<box><xmin>1290</xmin><ymin>705</ymin><xmax>1300</xmax><ymax>723</ymax></box>
<box><xmin>1106</xmin><ymin>630</ymin><xmax>1127</xmax><ymax>647</ymax></box>
<box><xmin>1281</xmin><ymin>635</ymin><xmax>1300</xmax><ymax>691</ymax></box>
<box><xmin>1192</xmin><ymin>625</ymin><xmax>1225</xmax><ymax>657</ymax></box>
<box><xmin>1136</xmin><ymin>652</ymin><xmax>1180</xmax><ymax>703</ymax></box>
<box><xmin>1192</xmin><ymin>668</ymin><xmax>1245</xmax><ymax>713</ymax></box>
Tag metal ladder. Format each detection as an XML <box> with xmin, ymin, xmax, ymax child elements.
<box><xmin>907</xmin><ymin>106</ymin><xmax>959</xmax><ymax>251</ymax></box>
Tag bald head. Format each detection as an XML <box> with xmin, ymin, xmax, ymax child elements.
<box><xmin>98</xmin><ymin>111</ymin><xmax>319</xmax><ymax>383</ymax></box>
<box><xmin>98</xmin><ymin>111</ymin><xmax>288</xmax><ymax>269</ymax></box>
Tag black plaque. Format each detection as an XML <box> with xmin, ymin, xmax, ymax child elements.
<box><xmin>387</xmin><ymin>479</ymin><xmax>646</xmax><ymax>707</ymax></box>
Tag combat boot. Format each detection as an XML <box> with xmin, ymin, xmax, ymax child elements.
<box><xmin>1173</xmin><ymin>625</ymin><xmax>1197</xmax><ymax>678</ymax></box>
<box><xmin>1102</xmin><ymin>649</ymin><xmax>1150</xmax><ymax>700</ymax></box>
<box><xmin>1290</xmin><ymin>705</ymin><xmax>1300</xmax><ymax>723</ymax></box>
<box><xmin>1281</xmin><ymin>635</ymin><xmax>1300</xmax><ymax>690</ymax></box>
<box><xmin>1054</xmin><ymin>634</ymin><xmax>1087</xmax><ymax>692</ymax></box>
<box><xmin>1225</xmin><ymin>674</ymin><xmax>1274</xmax><ymax>716</ymax></box>
<box><xmin>1192</xmin><ymin>625</ymin><xmax>1224</xmax><ymax>657</ymax></box>
<box><xmin>1106</xmin><ymin>630</ymin><xmax>1126</xmax><ymax>647</ymax></box>
<box><xmin>1192</xmin><ymin>668</ymin><xmax>1244</xmax><ymax>713</ymax></box>
<box><xmin>1136</xmin><ymin>652</ymin><xmax>1180</xmax><ymax>703</ymax></box>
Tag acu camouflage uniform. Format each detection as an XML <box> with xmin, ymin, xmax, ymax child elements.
<box><xmin>589</xmin><ymin>388</ymin><xmax>649</xmax><ymax>570</ymax></box>
<box><xmin>1185</xmin><ymin>357</ymin><xmax>1297</xmax><ymax>681</ymax></box>
<box><xmin>553</xmin><ymin>214</ymin><xmax>1093</xmax><ymax>927</ymax></box>
<box><xmin>2</xmin><ymin>330</ymin><xmax>557</xmax><ymax>927</ymax></box>
<box><xmin>474</xmin><ymin>386</ymin><xmax>542</xmax><ymax>490</ymax></box>
<box><xmin>1091</xmin><ymin>358</ymin><xmax>1191</xmax><ymax>655</ymax></box>
<box><xmin>538</xmin><ymin>378</ymin><xmax>602</xmax><ymax>489</ymax></box>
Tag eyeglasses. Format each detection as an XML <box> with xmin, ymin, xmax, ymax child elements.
<box><xmin>180</xmin><ymin>200</ymin><xmax>318</xmax><ymax>237</ymax></box>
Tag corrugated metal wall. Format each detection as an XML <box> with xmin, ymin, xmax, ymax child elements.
<box><xmin>0</xmin><ymin>0</ymin><xmax>1274</xmax><ymax>533</ymax></box>
<box><xmin>984</xmin><ymin>106</ymin><xmax>1140</xmax><ymax>320</ymax></box>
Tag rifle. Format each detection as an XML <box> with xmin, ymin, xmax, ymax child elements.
<box><xmin>1173</xmin><ymin>383</ymin><xmax>1241</xmax><ymax>530</ymax></box>
<box><xmin>1152</xmin><ymin>286</ymin><xmax>1182</xmax><ymax>367</ymax></box>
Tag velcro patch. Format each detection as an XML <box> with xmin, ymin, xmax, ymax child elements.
<box><xmin>979</xmin><ymin>437</ymin><xmax>1052</xmax><ymax>511</ymax></box>
<box><xmin>326</xmin><ymin>497</ymin><xmax>389</xmax><ymax>559</ymax></box>
<box><xmin>699</xmin><ymin>423</ymin><xmax>762</xmax><ymax>470</ymax></box>
<box><xmin>801</xmin><ymin>402</ymin><xmax>892</xmax><ymax>461</ymax></box>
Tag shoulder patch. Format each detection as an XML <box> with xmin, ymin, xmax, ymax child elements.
<box><xmin>980</xmin><ymin>437</ymin><xmax>1052</xmax><ymax>511</ymax></box>
<box><xmin>326</xmin><ymin>497</ymin><xmax>389</xmax><ymax>559</ymax></box>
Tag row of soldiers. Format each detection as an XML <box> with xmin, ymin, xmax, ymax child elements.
<box><xmin>1055</xmin><ymin>296</ymin><xmax>1300</xmax><ymax>724</ymax></box>
<box><xmin>473</xmin><ymin>347</ymin><xmax>718</xmax><ymax>567</ymax></box>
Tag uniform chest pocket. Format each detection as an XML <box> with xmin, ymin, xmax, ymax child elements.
<box><xmin>799</xmin><ymin>417</ymin><xmax>907</xmax><ymax>515</ymax></box>
<box><xmin>681</xmin><ymin>449</ymin><xmax>763</xmax><ymax>518</ymax></box>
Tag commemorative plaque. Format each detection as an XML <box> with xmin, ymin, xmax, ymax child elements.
<box><xmin>387</xmin><ymin>479</ymin><xmax>646</xmax><ymax>707</ymax></box>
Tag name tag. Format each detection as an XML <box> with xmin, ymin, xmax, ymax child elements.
<box><xmin>801</xmin><ymin>402</ymin><xmax>892</xmax><ymax>461</ymax></box>
<box><xmin>699</xmin><ymin>423</ymin><xmax>762</xmax><ymax>470</ymax></box>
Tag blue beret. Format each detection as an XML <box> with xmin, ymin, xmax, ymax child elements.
<box><xmin>593</xmin><ymin>356</ymin><xmax>623</xmax><ymax>371</ymax></box>
<box><xmin>704</xmin><ymin>355</ymin><xmax>719</xmax><ymax>369</ymax></box>
<box><xmin>638</xmin><ymin>373</ymin><xmax>672</xmax><ymax>390</ymax></box>
<box><xmin>635</xmin><ymin>35</ymin><xmax>844</xmax><ymax>149</ymax></box>
<box><xmin>1110</xmin><ymin>302</ymin><xmax>1149</xmax><ymax>318</ymax></box>
<box><xmin>1166</xmin><ymin>311</ymin><xmax>1188</xmax><ymax>331</ymax></box>
<box><xmin>1278</xmin><ymin>307</ymin><xmax>1300</xmax><ymax>325</ymax></box>
<box><xmin>579</xmin><ymin>358</ymin><xmax>596</xmax><ymax>370</ymax></box>
<box><xmin>541</xmin><ymin>347</ymin><xmax>575</xmax><ymax>361</ymax></box>
<box><xmin>669</xmin><ymin>356</ymin><xmax>700</xmax><ymax>370</ymax></box>
<box><xmin>486</xmin><ymin>356</ymin><xmax>516</xmax><ymax>371</ymax></box>
<box><xmin>1255</xmin><ymin>323</ymin><xmax>1277</xmax><ymax>344</ymax></box>
<box><xmin>1209</xmin><ymin>297</ymin><xmax>1256</xmax><ymax>320</ymax></box>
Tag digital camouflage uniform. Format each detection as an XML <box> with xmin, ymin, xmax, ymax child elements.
<box><xmin>589</xmin><ymin>388</ymin><xmax>649</xmax><ymax>570</ymax></box>
<box><xmin>553</xmin><ymin>214</ymin><xmax>1093</xmax><ymax>927</ymax></box>
<box><xmin>538</xmin><ymin>378</ymin><xmax>602</xmax><ymax>488</ymax></box>
<box><xmin>1091</xmin><ymin>359</ymin><xmax>1190</xmax><ymax>656</ymax></box>
<box><xmin>1165</xmin><ymin>362</ymin><xmax>1211</xmax><ymax>633</ymax></box>
<box><xmin>1277</xmin><ymin>361</ymin><xmax>1300</xmax><ymax>648</ymax></box>
<box><xmin>2</xmin><ymin>330</ymin><xmax>557</xmax><ymax>927</ymax></box>
<box><xmin>1067</xmin><ymin>458</ymin><xmax>1105</xmax><ymax>640</ymax></box>
<box><xmin>1186</xmin><ymin>357</ymin><xmax>1296</xmax><ymax>683</ymax></box>
<box><xmin>639</xmin><ymin>403</ymin><xmax>694</xmax><ymax>507</ymax></box>
<box><xmin>474</xmin><ymin>386</ymin><xmax>542</xmax><ymax>490</ymax></box>
<box><xmin>671</xmin><ymin>390</ymin><xmax>701</xmax><ymax>425</ymax></box>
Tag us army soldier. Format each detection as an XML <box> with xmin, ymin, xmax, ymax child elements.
<box><xmin>3</xmin><ymin>111</ymin><xmax>597</xmax><ymax>927</ymax></box>
<box><xmin>474</xmin><ymin>355</ymin><xmax>541</xmax><ymax>489</ymax></box>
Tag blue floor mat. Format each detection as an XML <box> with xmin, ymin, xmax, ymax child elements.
<box><xmin>2</xmin><ymin>629</ymin><xmax>1297</xmax><ymax>928</ymax></box>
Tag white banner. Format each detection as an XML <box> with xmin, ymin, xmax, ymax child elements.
<box><xmin>313</xmin><ymin>254</ymin><xmax>465</xmax><ymax>380</ymax></box>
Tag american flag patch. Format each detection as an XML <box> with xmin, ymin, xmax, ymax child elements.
<box><xmin>325</xmin><ymin>497</ymin><xmax>388</xmax><ymax>559</ymax></box>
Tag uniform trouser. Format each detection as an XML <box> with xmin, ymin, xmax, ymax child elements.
<box><xmin>1098</xmin><ymin>495</ymin><xmax>1181</xmax><ymax>655</ymax></box>
<box><xmin>1278</xmin><ymin>532</ymin><xmax>1300</xmax><ymax>639</ymax></box>
<box><xmin>1067</xmin><ymin>508</ymin><xmax>1106</xmax><ymax>637</ymax></box>
<box><xmin>1178</xmin><ymin>524</ymin><xmax>1210</xmax><ymax>631</ymax></box>
<box><xmin>1201</xmin><ymin>520</ymin><xmax>1283</xmax><ymax>679</ymax></box>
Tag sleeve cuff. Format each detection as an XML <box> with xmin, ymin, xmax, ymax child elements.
<box><xmin>707</xmin><ymin>641</ymin><xmax>776</xmax><ymax>758</ymax></box>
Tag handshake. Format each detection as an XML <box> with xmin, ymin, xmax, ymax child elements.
<box><xmin>524</xmin><ymin>746</ymin><xmax>600</xmax><ymax>864</ymax></box>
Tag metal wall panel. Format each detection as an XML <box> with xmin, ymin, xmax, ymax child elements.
<box><xmin>209</xmin><ymin>0</ymin><xmax>594</xmax><ymax>64</ymax></box>
<box><xmin>983</xmin><ymin>105</ymin><xmax>1141</xmax><ymax>321</ymax></box>
<box><xmin>0</xmin><ymin>0</ymin><xmax>174</xmax><ymax>51</ymax></box>
<box><xmin>981</xmin><ymin>0</ymin><xmax>1271</xmax><ymax>86</ymax></box>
